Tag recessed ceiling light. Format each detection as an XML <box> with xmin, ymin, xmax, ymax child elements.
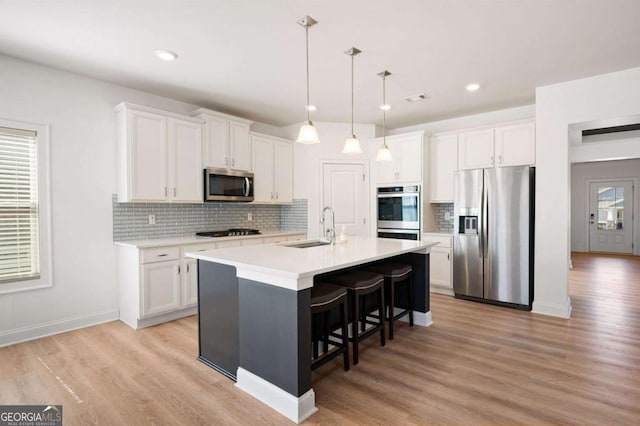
<box><xmin>404</xmin><ymin>93</ymin><xmax>428</xmax><ymax>103</ymax></box>
<box><xmin>379</xmin><ymin>104</ymin><xmax>391</xmax><ymax>111</ymax></box>
<box><xmin>465</xmin><ymin>83</ymin><xmax>480</xmax><ymax>92</ymax></box>
<box><xmin>305</xmin><ymin>104</ymin><xmax>317</xmax><ymax>111</ymax></box>
<box><xmin>155</xmin><ymin>50</ymin><xmax>178</xmax><ymax>61</ymax></box>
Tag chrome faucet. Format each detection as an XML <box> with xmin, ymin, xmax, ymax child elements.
<box><xmin>320</xmin><ymin>206</ymin><xmax>336</xmax><ymax>245</ymax></box>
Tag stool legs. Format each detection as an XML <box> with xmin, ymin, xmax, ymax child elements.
<box><xmin>378</xmin><ymin>286</ymin><xmax>386</xmax><ymax>347</ymax></box>
<box><xmin>340</xmin><ymin>296</ymin><xmax>350</xmax><ymax>371</ymax></box>
<box><xmin>408</xmin><ymin>273</ymin><xmax>414</xmax><ymax>327</ymax></box>
<box><xmin>351</xmin><ymin>292</ymin><xmax>360</xmax><ymax>365</ymax></box>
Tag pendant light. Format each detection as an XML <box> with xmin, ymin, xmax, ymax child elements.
<box><xmin>342</xmin><ymin>47</ymin><xmax>363</xmax><ymax>154</ymax></box>
<box><xmin>376</xmin><ymin>70</ymin><xmax>393</xmax><ymax>162</ymax></box>
<box><xmin>296</xmin><ymin>16</ymin><xmax>320</xmax><ymax>144</ymax></box>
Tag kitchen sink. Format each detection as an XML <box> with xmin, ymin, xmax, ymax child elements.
<box><xmin>280</xmin><ymin>239</ymin><xmax>331</xmax><ymax>248</ymax></box>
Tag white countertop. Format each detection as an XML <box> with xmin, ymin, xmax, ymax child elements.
<box><xmin>114</xmin><ymin>230</ymin><xmax>306</xmax><ymax>248</ymax></box>
<box><xmin>187</xmin><ymin>236</ymin><xmax>438</xmax><ymax>291</ymax></box>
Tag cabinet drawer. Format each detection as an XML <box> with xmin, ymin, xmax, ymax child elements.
<box><xmin>182</xmin><ymin>243</ymin><xmax>217</xmax><ymax>255</ymax></box>
<box><xmin>422</xmin><ymin>235</ymin><xmax>452</xmax><ymax>248</ymax></box>
<box><xmin>141</xmin><ymin>246</ymin><xmax>180</xmax><ymax>264</ymax></box>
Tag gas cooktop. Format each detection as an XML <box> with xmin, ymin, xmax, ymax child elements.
<box><xmin>196</xmin><ymin>228</ymin><xmax>261</xmax><ymax>238</ymax></box>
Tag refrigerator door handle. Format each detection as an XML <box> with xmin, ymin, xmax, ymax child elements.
<box><xmin>479</xmin><ymin>185</ymin><xmax>484</xmax><ymax>258</ymax></box>
<box><xmin>482</xmin><ymin>184</ymin><xmax>489</xmax><ymax>257</ymax></box>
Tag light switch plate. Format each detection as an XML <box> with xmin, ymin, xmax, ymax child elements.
<box><xmin>148</xmin><ymin>214</ymin><xmax>156</xmax><ymax>225</ymax></box>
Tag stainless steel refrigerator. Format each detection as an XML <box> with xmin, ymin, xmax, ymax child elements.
<box><xmin>453</xmin><ymin>166</ymin><xmax>534</xmax><ymax>310</ymax></box>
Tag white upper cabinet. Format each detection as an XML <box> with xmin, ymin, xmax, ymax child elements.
<box><xmin>168</xmin><ymin>118</ymin><xmax>203</xmax><ymax>202</ymax></box>
<box><xmin>458</xmin><ymin>128</ymin><xmax>495</xmax><ymax>170</ymax></box>
<box><xmin>250</xmin><ymin>133</ymin><xmax>293</xmax><ymax>204</ymax></box>
<box><xmin>116</xmin><ymin>103</ymin><xmax>203</xmax><ymax>203</ymax></box>
<box><xmin>192</xmin><ymin>109</ymin><xmax>253</xmax><ymax>172</ymax></box>
<box><xmin>373</xmin><ymin>132</ymin><xmax>424</xmax><ymax>184</ymax></box>
<box><xmin>430</xmin><ymin>134</ymin><xmax>458</xmax><ymax>202</ymax></box>
<box><xmin>494</xmin><ymin>122</ymin><xmax>536</xmax><ymax>167</ymax></box>
<box><xmin>458</xmin><ymin>120</ymin><xmax>535</xmax><ymax>170</ymax></box>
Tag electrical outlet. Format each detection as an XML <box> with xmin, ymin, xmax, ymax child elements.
<box><xmin>444</xmin><ymin>212</ymin><xmax>450</xmax><ymax>221</ymax></box>
<box><xmin>247</xmin><ymin>212</ymin><xmax>253</xmax><ymax>221</ymax></box>
<box><xmin>148</xmin><ymin>214</ymin><xmax>156</xmax><ymax>225</ymax></box>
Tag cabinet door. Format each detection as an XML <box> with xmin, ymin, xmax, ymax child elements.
<box><xmin>274</xmin><ymin>141</ymin><xmax>293</xmax><ymax>203</ymax></box>
<box><xmin>495</xmin><ymin>122</ymin><xmax>535</xmax><ymax>167</ymax></box>
<box><xmin>430</xmin><ymin>246</ymin><xmax>452</xmax><ymax>288</ymax></box>
<box><xmin>251</xmin><ymin>136</ymin><xmax>275</xmax><ymax>203</ymax></box>
<box><xmin>168</xmin><ymin>118</ymin><xmax>203</xmax><ymax>202</ymax></box>
<box><xmin>183</xmin><ymin>258</ymin><xmax>198</xmax><ymax>307</ymax></box>
<box><xmin>430</xmin><ymin>134</ymin><xmax>458</xmax><ymax>202</ymax></box>
<box><xmin>203</xmin><ymin>115</ymin><xmax>229</xmax><ymax>168</ymax></box>
<box><xmin>458</xmin><ymin>129</ymin><xmax>494</xmax><ymax>170</ymax></box>
<box><xmin>396</xmin><ymin>136</ymin><xmax>423</xmax><ymax>182</ymax></box>
<box><xmin>129</xmin><ymin>110</ymin><xmax>167</xmax><ymax>201</ymax></box>
<box><xmin>142</xmin><ymin>261</ymin><xmax>181</xmax><ymax>317</ymax></box>
<box><xmin>230</xmin><ymin>121</ymin><xmax>251</xmax><ymax>171</ymax></box>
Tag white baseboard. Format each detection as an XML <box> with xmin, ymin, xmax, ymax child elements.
<box><xmin>236</xmin><ymin>367</ymin><xmax>317</xmax><ymax>424</ymax></box>
<box><xmin>399</xmin><ymin>310</ymin><xmax>433</xmax><ymax>327</ymax></box>
<box><xmin>430</xmin><ymin>286</ymin><xmax>454</xmax><ymax>296</ymax></box>
<box><xmin>0</xmin><ymin>309</ymin><xmax>119</xmax><ymax>348</ymax></box>
<box><xmin>128</xmin><ymin>306</ymin><xmax>198</xmax><ymax>329</ymax></box>
<box><xmin>532</xmin><ymin>297</ymin><xmax>572</xmax><ymax>319</ymax></box>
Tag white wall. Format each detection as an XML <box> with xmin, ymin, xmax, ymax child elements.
<box><xmin>0</xmin><ymin>54</ymin><xmax>279</xmax><ymax>346</ymax></box>
<box><xmin>571</xmin><ymin>159</ymin><xmax>640</xmax><ymax>253</ymax></box>
<box><xmin>280</xmin><ymin>122</ymin><xmax>376</xmax><ymax>238</ymax></box>
<box><xmin>535</xmin><ymin>66</ymin><xmax>640</xmax><ymax>318</ymax></box>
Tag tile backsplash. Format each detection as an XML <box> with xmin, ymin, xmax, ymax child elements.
<box><xmin>113</xmin><ymin>195</ymin><xmax>308</xmax><ymax>241</ymax></box>
<box><xmin>433</xmin><ymin>203</ymin><xmax>454</xmax><ymax>233</ymax></box>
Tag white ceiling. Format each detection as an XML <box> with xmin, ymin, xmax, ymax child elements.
<box><xmin>1</xmin><ymin>0</ymin><xmax>639</xmax><ymax>128</ymax></box>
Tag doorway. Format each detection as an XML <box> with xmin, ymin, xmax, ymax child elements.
<box><xmin>321</xmin><ymin>162</ymin><xmax>369</xmax><ymax>236</ymax></box>
<box><xmin>588</xmin><ymin>180</ymin><xmax>634</xmax><ymax>254</ymax></box>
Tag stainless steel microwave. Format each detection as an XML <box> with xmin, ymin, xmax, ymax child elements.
<box><xmin>204</xmin><ymin>168</ymin><xmax>254</xmax><ymax>202</ymax></box>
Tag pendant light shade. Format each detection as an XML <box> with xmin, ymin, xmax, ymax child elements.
<box><xmin>296</xmin><ymin>16</ymin><xmax>320</xmax><ymax>145</ymax></box>
<box><xmin>297</xmin><ymin>121</ymin><xmax>320</xmax><ymax>144</ymax></box>
<box><xmin>376</xmin><ymin>70</ymin><xmax>393</xmax><ymax>162</ymax></box>
<box><xmin>342</xmin><ymin>47</ymin><xmax>362</xmax><ymax>154</ymax></box>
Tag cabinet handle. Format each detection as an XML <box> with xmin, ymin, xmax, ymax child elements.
<box><xmin>173</xmin><ymin>187</ymin><xmax>176</xmax><ymax>197</ymax></box>
<box><xmin>157</xmin><ymin>254</ymin><xmax>168</xmax><ymax>257</ymax></box>
<box><xmin>232</xmin><ymin>158</ymin><xmax>235</xmax><ymax>167</ymax></box>
<box><xmin>275</xmin><ymin>192</ymin><xmax>278</xmax><ymax>200</ymax></box>
<box><xmin>164</xmin><ymin>187</ymin><xmax>167</xmax><ymax>196</ymax></box>
<box><xmin>447</xmin><ymin>253</ymin><xmax>450</xmax><ymax>260</ymax></box>
<box><xmin>490</xmin><ymin>155</ymin><xmax>494</xmax><ymax>165</ymax></box>
<box><xmin>270</xmin><ymin>192</ymin><xmax>274</xmax><ymax>200</ymax></box>
<box><xmin>186</xmin><ymin>264</ymin><xmax>190</xmax><ymax>273</ymax></box>
<box><xmin>225</xmin><ymin>157</ymin><xmax>228</xmax><ymax>166</ymax></box>
<box><xmin>498</xmin><ymin>155</ymin><xmax>502</xmax><ymax>164</ymax></box>
<box><xmin>177</xmin><ymin>265</ymin><xmax>181</xmax><ymax>274</ymax></box>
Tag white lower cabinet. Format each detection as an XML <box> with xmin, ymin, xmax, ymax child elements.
<box><xmin>117</xmin><ymin>232</ymin><xmax>306</xmax><ymax>329</ymax></box>
<box><xmin>423</xmin><ymin>234</ymin><xmax>453</xmax><ymax>296</ymax></box>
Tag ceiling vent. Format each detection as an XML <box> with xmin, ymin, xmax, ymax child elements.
<box><xmin>404</xmin><ymin>93</ymin><xmax>429</xmax><ymax>103</ymax></box>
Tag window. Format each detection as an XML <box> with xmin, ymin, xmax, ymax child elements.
<box><xmin>0</xmin><ymin>119</ymin><xmax>51</xmax><ymax>293</ymax></box>
<box><xmin>596</xmin><ymin>186</ymin><xmax>625</xmax><ymax>230</ymax></box>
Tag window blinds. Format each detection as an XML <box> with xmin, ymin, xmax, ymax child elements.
<box><xmin>0</xmin><ymin>126</ymin><xmax>40</xmax><ymax>283</ymax></box>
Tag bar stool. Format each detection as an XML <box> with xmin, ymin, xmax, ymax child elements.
<box><xmin>310</xmin><ymin>282</ymin><xmax>350</xmax><ymax>371</ymax></box>
<box><xmin>331</xmin><ymin>271</ymin><xmax>385</xmax><ymax>365</ymax></box>
<box><xmin>365</xmin><ymin>262</ymin><xmax>413</xmax><ymax>340</ymax></box>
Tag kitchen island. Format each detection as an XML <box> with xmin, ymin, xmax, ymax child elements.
<box><xmin>186</xmin><ymin>236</ymin><xmax>437</xmax><ymax>423</ymax></box>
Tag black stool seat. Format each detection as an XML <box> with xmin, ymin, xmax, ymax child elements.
<box><xmin>364</xmin><ymin>262</ymin><xmax>413</xmax><ymax>340</ymax></box>
<box><xmin>310</xmin><ymin>282</ymin><xmax>350</xmax><ymax>372</ymax></box>
<box><xmin>330</xmin><ymin>270</ymin><xmax>384</xmax><ymax>290</ymax></box>
<box><xmin>331</xmin><ymin>270</ymin><xmax>385</xmax><ymax>365</ymax></box>
<box><xmin>311</xmin><ymin>283</ymin><xmax>347</xmax><ymax>307</ymax></box>
<box><xmin>366</xmin><ymin>262</ymin><xmax>412</xmax><ymax>278</ymax></box>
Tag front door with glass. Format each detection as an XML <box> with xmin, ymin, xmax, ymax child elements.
<box><xmin>589</xmin><ymin>181</ymin><xmax>634</xmax><ymax>254</ymax></box>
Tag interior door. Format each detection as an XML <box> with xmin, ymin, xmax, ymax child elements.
<box><xmin>589</xmin><ymin>181</ymin><xmax>633</xmax><ymax>254</ymax></box>
<box><xmin>322</xmin><ymin>163</ymin><xmax>368</xmax><ymax>236</ymax></box>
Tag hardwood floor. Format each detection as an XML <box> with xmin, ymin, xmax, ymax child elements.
<box><xmin>1</xmin><ymin>252</ymin><xmax>638</xmax><ymax>425</ymax></box>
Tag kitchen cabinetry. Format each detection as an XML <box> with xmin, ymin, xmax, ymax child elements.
<box><xmin>115</xmin><ymin>103</ymin><xmax>203</xmax><ymax>203</ymax></box>
<box><xmin>373</xmin><ymin>132</ymin><xmax>424</xmax><ymax>184</ymax></box>
<box><xmin>192</xmin><ymin>108</ymin><xmax>253</xmax><ymax>172</ymax></box>
<box><xmin>422</xmin><ymin>234</ymin><xmax>453</xmax><ymax>296</ymax></box>
<box><xmin>429</xmin><ymin>134</ymin><xmax>458</xmax><ymax>202</ymax></box>
<box><xmin>117</xmin><ymin>232</ymin><xmax>306</xmax><ymax>329</ymax></box>
<box><xmin>458</xmin><ymin>121</ymin><xmax>535</xmax><ymax>170</ymax></box>
<box><xmin>251</xmin><ymin>132</ymin><xmax>293</xmax><ymax>204</ymax></box>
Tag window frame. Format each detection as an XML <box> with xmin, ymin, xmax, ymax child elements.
<box><xmin>0</xmin><ymin>118</ymin><xmax>53</xmax><ymax>294</ymax></box>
